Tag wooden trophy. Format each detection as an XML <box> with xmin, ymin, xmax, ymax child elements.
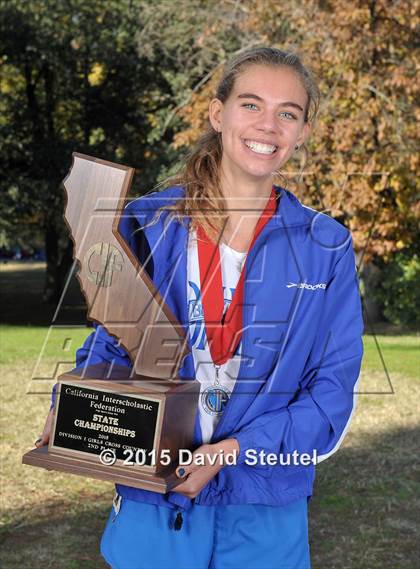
<box><xmin>22</xmin><ymin>153</ymin><xmax>199</xmax><ymax>493</ymax></box>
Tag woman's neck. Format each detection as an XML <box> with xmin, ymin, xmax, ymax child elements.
<box><xmin>220</xmin><ymin>168</ymin><xmax>274</xmax><ymax>210</ymax></box>
<box><xmin>218</xmin><ymin>169</ymin><xmax>274</xmax><ymax>252</ymax></box>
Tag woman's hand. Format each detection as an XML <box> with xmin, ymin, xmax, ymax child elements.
<box><xmin>172</xmin><ymin>438</ymin><xmax>239</xmax><ymax>499</ymax></box>
<box><xmin>34</xmin><ymin>407</ymin><xmax>55</xmax><ymax>448</ymax></box>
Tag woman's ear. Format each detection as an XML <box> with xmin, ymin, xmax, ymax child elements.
<box><xmin>209</xmin><ymin>98</ymin><xmax>223</xmax><ymax>133</ymax></box>
<box><xmin>297</xmin><ymin>120</ymin><xmax>312</xmax><ymax>147</ymax></box>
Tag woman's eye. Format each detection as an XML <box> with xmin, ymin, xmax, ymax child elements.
<box><xmin>280</xmin><ymin>111</ymin><xmax>297</xmax><ymax>120</ymax></box>
<box><xmin>242</xmin><ymin>104</ymin><xmax>296</xmax><ymax>120</ymax></box>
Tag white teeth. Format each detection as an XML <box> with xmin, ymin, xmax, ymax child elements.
<box><xmin>244</xmin><ymin>140</ymin><xmax>277</xmax><ymax>155</ymax></box>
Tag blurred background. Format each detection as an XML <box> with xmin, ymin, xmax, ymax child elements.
<box><xmin>0</xmin><ymin>1</ymin><xmax>418</xmax><ymax>568</ymax></box>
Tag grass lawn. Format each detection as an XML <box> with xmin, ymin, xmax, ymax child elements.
<box><xmin>0</xmin><ymin>326</ymin><xmax>420</xmax><ymax>569</ymax></box>
<box><xmin>1</xmin><ymin>317</ymin><xmax>419</xmax><ymax>567</ymax></box>
<box><xmin>362</xmin><ymin>333</ymin><xmax>419</xmax><ymax>382</ymax></box>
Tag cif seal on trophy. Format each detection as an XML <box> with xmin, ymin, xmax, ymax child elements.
<box><xmin>22</xmin><ymin>153</ymin><xmax>199</xmax><ymax>493</ymax></box>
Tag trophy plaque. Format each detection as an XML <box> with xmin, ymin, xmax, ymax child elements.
<box><xmin>22</xmin><ymin>153</ymin><xmax>199</xmax><ymax>493</ymax></box>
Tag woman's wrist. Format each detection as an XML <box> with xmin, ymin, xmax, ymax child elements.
<box><xmin>213</xmin><ymin>438</ymin><xmax>240</xmax><ymax>457</ymax></box>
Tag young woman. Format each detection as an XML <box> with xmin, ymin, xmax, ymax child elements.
<box><xmin>36</xmin><ymin>47</ymin><xmax>364</xmax><ymax>569</ymax></box>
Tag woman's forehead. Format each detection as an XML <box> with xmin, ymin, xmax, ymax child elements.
<box><xmin>232</xmin><ymin>65</ymin><xmax>306</xmax><ymax>104</ymax></box>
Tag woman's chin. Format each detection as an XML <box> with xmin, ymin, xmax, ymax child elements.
<box><xmin>240</xmin><ymin>166</ymin><xmax>279</xmax><ymax>180</ymax></box>
<box><xmin>238</xmin><ymin>155</ymin><xmax>287</xmax><ymax>178</ymax></box>
<box><xmin>222</xmin><ymin>155</ymin><xmax>284</xmax><ymax>181</ymax></box>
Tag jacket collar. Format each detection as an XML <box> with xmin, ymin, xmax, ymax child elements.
<box><xmin>274</xmin><ymin>186</ymin><xmax>312</xmax><ymax>228</ymax></box>
<box><xmin>138</xmin><ymin>183</ymin><xmax>312</xmax><ymax>230</ymax></box>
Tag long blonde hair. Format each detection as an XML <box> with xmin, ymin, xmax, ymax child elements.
<box><xmin>149</xmin><ymin>46</ymin><xmax>320</xmax><ymax>242</ymax></box>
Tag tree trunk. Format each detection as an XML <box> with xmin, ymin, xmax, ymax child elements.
<box><xmin>359</xmin><ymin>257</ymin><xmax>385</xmax><ymax>324</ymax></box>
<box><xmin>43</xmin><ymin>222</ymin><xmax>60</xmax><ymax>304</ymax></box>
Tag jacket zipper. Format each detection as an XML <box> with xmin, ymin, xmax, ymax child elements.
<box><xmin>112</xmin><ymin>492</ymin><xmax>122</xmax><ymax>522</ymax></box>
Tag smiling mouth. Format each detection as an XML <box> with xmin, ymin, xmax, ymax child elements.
<box><xmin>243</xmin><ymin>139</ymin><xmax>279</xmax><ymax>155</ymax></box>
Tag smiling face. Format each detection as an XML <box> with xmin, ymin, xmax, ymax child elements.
<box><xmin>209</xmin><ymin>64</ymin><xmax>311</xmax><ymax>185</ymax></box>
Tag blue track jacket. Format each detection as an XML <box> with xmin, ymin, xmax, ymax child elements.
<box><xmin>50</xmin><ymin>184</ymin><xmax>364</xmax><ymax>514</ymax></box>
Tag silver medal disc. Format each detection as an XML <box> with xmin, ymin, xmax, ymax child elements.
<box><xmin>201</xmin><ymin>384</ymin><xmax>231</xmax><ymax>415</ymax></box>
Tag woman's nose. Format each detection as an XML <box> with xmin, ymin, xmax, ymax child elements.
<box><xmin>255</xmin><ymin>111</ymin><xmax>279</xmax><ymax>134</ymax></box>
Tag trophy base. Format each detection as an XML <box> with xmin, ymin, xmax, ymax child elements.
<box><xmin>22</xmin><ymin>446</ymin><xmax>182</xmax><ymax>494</ymax></box>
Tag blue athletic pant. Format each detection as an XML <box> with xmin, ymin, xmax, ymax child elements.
<box><xmin>100</xmin><ymin>494</ymin><xmax>311</xmax><ymax>569</ymax></box>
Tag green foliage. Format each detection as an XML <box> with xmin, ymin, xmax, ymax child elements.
<box><xmin>0</xmin><ymin>0</ymin><xmax>181</xmax><ymax>246</ymax></box>
<box><xmin>0</xmin><ymin>0</ymin><xmax>192</xmax><ymax>298</ymax></box>
<box><xmin>370</xmin><ymin>249</ymin><xmax>420</xmax><ymax>326</ymax></box>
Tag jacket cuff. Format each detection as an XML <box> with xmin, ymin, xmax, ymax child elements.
<box><xmin>231</xmin><ymin>430</ymin><xmax>255</xmax><ymax>465</ymax></box>
<box><xmin>50</xmin><ymin>383</ymin><xmax>57</xmax><ymax>410</ymax></box>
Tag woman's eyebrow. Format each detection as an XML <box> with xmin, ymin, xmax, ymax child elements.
<box><xmin>237</xmin><ymin>93</ymin><xmax>303</xmax><ymax>112</ymax></box>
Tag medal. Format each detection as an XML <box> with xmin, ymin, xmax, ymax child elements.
<box><xmin>201</xmin><ymin>365</ymin><xmax>231</xmax><ymax>415</ymax></box>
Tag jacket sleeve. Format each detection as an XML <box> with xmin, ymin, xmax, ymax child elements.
<box><xmin>231</xmin><ymin>235</ymin><xmax>365</xmax><ymax>465</ymax></box>
<box><xmin>50</xmin><ymin>323</ymin><xmax>131</xmax><ymax>409</ymax></box>
<box><xmin>49</xmin><ymin>204</ymin><xmax>152</xmax><ymax>410</ymax></box>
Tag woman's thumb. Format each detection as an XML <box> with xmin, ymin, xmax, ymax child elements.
<box><xmin>35</xmin><ymin>410</ymin><xmax>53</xmax><ymax>447</ymax></box>
<box><xmin>34</xmin><ymin>433</ymin><xmax>49</xmax><ymax>447</ymax></box>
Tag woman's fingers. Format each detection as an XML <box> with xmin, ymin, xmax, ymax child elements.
<box><xmin>175</xmin><ymin>443</ymin><xmax>225</xmax><ymax>479</ymax></box>
<box><xmin>175</xmin><ymin>466</ymin><xmax>186</xmax><ymax>478</ymax></box>
<box><xmin>34</xmin><ymin>434</ymin><xmax>48</xmax><ymax>447</ymax></box>
<box><xmin>175</xmin><ymin>461</ymin><xmax>199</xmax><ymax>479</ymax></box>
<box><xmin>34</xmin><ymin>408</ymin><xmax>54</xmax><ymax>447</ymax></box>
<box><xmin>173</xmin><ymin>468</ymin><xmax>203</xmax><ymax>498</ymax></box>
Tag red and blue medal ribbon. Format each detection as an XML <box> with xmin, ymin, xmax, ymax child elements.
<box><xmin>196</xmin><ymin>187</ymin><xmax>277</xmax><ymax>365</ymax></box>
